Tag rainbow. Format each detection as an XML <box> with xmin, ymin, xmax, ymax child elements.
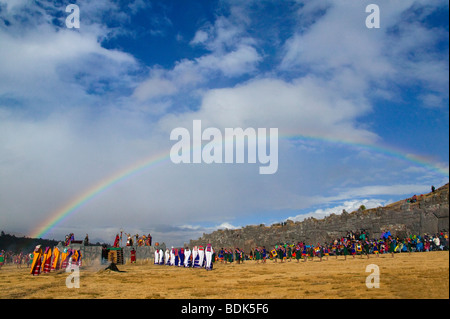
<box><xmin>30</xmin><ymin>133</ymin><xmax>449</xmax><ymax>239</ymax></box>
<box><xmin>30</xmin><ymin>149</ymin><xmax>172</xmax><ymax>239</ymax></box>
<box><xmin>282</xmin><ymin>134</ymin><xmax>449</xmax><ymax>177</ymax></box>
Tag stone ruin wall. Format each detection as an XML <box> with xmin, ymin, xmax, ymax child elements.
<box><xmin>189</xmin><ymin>184</ymin><xmax>449</xmax><ymax>252</ymax></box>
<box><xmin>60</xmin><ymin>243</ymin><xmax>165</xmax><ymax>265</ymax></box>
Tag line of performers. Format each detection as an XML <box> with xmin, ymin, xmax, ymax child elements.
<box><xmin>29</xmin><ymin>245</ymin><xmax>82</xmax><ymax>276</ymax></box>
<box><xmin>154</xmin><ymin>244</ymin><xmax>215</xmax><ymax>270</ymax></box>
<box><xmin>213</xmin><ymin>238</ymin><xmax>403</xmax><ymax>264</ymax></box>
<box><xmin>253</xmin><ymin>238</ymin><xmax>400</xmax><ymax>262</ymax></box>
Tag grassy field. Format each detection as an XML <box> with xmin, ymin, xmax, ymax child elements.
<box><xmin>0</xmin><ymin>251</ymin><xmax>448</xmax><ymax>299</ymax></box>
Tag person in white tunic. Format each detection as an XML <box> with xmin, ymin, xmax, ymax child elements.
<box><xmin>154</xmin><ymin>248</ymin><xmax>160</xmax><ymax>265</ymax></box>
<box><xmin>205</xmin><ymin>244</ymin><xmax>214</xmax><ymax>270</ymax></box>
<box><xmin>165</xmin><ymin>248</ymin><xmax>170</xmax><ymax>265</ymax></box>
<box><xmin>197</xmin><ymin>245</ymin><xmax>205</xmax><ymax>268</ymax></box>
<box><xmin>159</xmin><ymin>248</ymin><xmax>164</xmax><ymax>264</ymax></box>
<box><xmin>170</xmin><ymin>247</ymin><xmax>175</xmax><ymax>266</ymax></box>
<box><xmin>192</xmin><ymin>246</ymin><xmax>198</xmax><ymax>267</ymax></box>
<box><xmin>184</xmin><ymin>247</ymin><xmax>191</xmax><ymax>267</ymax></box>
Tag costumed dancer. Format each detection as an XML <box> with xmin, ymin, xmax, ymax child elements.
<box><xmin>114</xmin><ymin>234</ymin><xmax>120</xmax><ymax>247</ymax></box>
<box><xmin>356</xmin><ymin>241</ymin><xmax>363</xmax><ymax>258</ymax></box>
<box><xmin>130</xmin><ymin>248</ymin><xmax>136</xmax><ymax>264</ymax></box>
<box><xmin>388</xmin><ymin>237</ymin><xmax>396</xmax><ymax>257</ymax></box>
<box><xmin>262</xmin><ymin>246</ymin><xmax>267</xmax><ymax>263</ymax></box>
<box><xmin>363</xmin><ymin>241</ymin><xmax>371</xmax><ymax>259</ymax></box>
<box><xmin>271</xmin><ymin>247</ymin><xmax>277</xmax><ymax>262</ymax></box>
<box><xmin>184</xmin><ymin>247</ymin><xmax>192</xmax><ymax>267</ymax></box>
<box><xmin>154</xmin><ymin>248</ymin><xmax>160</xmax><ymax>265</ymax></box>
<box><xmin>0</xmin><ymin>250</ymin><xmax>5</xmax><ymax>268</ymax></box>
<box><xmin>287</xmin><ymin>245</ymin><xmax>292</xmax><ymax>262</ymax></box>
<box><xmin>192</xmin><ymin>246</ymin><xmax>199</xmax><ymax>267</ymax></box>
<box><xmin>51</xmin><ymin>247</ymin><xmax>60</xmax><ymax>271</ymax></box>
<box><xmin>30</xmin><ymin>245</ymin><xmax>43</xmax><ymax>276</ymax></box>
<box><xmin>255</xmin><ymin>247</ymin><xmax>261</xmax><ymax>263</ymax></box>
<box><xmin>295</xmin><ymin>244</ymin><xmax>302</xmax><ymax>263</ymax></box>
<box><xmin>70</xmin><ymin>250</ymin><xmax>78</xmax><ymax>266</ymax></box>
<box><xmin>174</xmin><ymin>248</ymin><xmax>179</xmax><ymax>266</ymax></box>
<box><xmin>350</xmin><ymin>242</ymin><xmax>357</xmax><ymax>258</ymax></box>
<box><xmin>372</xmin><ymin>241</ymin><xmax>379</xmax><ymax>257</ymax></box>
<box><xmin>227</xmin><ymin>248</ymin><xmax>231</xmax><ymax>263</ymax></box>
<box><xmin>235</xmin><ymin>248</ymin><xmax>241</xmax><ymax>264</ymax></box>
<box><xmin>197</xmin><ymin>245</ymin><xmax>205</xmax><ymax>268</ymax></box>
<box><xmin>159</xmin><ymin>248</ymin><xmax>164</xmax><ymax>265</ymax></box>
<box><xmin>218</xmin><ymin>248</ymin><xmax>224</xmax><ymax>263</ymax></box>
<box><xmin>223</xmin><ymin>249</ymin><xmax>229</xmax><ymax>264</ymax></box>
<box><xmin>178</xmin><ymin>248</ymin><xmax>184</xmax><ymax>267</ymax></box>
<box><xmin>42</xmin><ymin>247</ymin><xmax>52</xmax><ymax>273</ymax></box>
<box><xmin>278</xmin><ymin>246</ymin><xmax>284</xmax><ymax>263</ymax></box>
<box><xmin>323</xmin><ymin>245</ymin><xmax>329</xmax><ymax>261</ymax></box>
<box><xmin>332</xmin><ymin>243</ymin><xmax>338</xmax><ymax>259</ymax></box>
<box><xmin>205</xmin><ymin>244</ymin><xmax>214</xmax><ymax>270</ymax></box>
<box><xmin>315</xmin><ymin>244</ymin><xmax>323</xmax><ymax>262</ymax></box>
<box><xmin>170</xmin><ymin>247</ymin><xmax>175</xmax><ymax>266</ymax></box>
<box><xmin>301</xmin><ymin>245</ymin><xmax>308</xmax><ymax>262</ymax></box>
<box><xmin>126</xmin><ymin>233</ymin><xmax>133</xmax><ymax>246</ymax></box>
<box><xmin>63</xmin><ymin>249</ymin><xmax>73</xmax><ymax>269</ymax></box>
<box><xmin>74</xmin><ymin>250</ymin><xmax>82</xmax><ymax>266</ymax></box>
<box><xmin>28</xmin><ymin>252</ymin><xmax>33</xmax><ymax>268</ymax></box>
<box><xmin>343</xmin><ymin>242</ymin><xmax>350</xmax><ymax>260</ymax></box>
<box><xmin>165</xmin><ymin>248</ymin><xmax>170</xmax><ymax>265</ymax></box>
<box><xmin>60</xmin><ymin>248</ymin><xmax>67</xmax><ymax>269</ymax></box>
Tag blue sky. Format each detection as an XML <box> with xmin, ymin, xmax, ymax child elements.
<box><xmin>0</xmin><ymin>0</ymin><xmax>448</xmax><ymax>246</ymax></box>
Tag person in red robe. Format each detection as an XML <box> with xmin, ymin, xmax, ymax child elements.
<box><xmin>30</xmin><ymin>245</ymin><xmax>43</xmax><ymax>276</ymax></box>
<box><xmin>114</xmin><ymin>234</ymin><xmax>120</xmax><ymax>247</ymax></box>
<box><xmin>130</xmin><ymin>248</ymin><xmax>136</xmax><ymax>263</ymax></box>
<box><xmin>42</xmin><ymin>247</ymin><xmax>52</xmax><ymax>273</ymax></box>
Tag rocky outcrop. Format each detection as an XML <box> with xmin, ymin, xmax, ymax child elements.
<box><xmin>189</xmin><ymin>184</ymin><xmax>449</xmax><ymax>252</ymax></box>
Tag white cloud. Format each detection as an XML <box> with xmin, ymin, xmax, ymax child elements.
<box><xmin>0</xmin><ymin>0</ymin><xmax>447</xmax><ymax>248</ymax></box>
<box><xmin>195</xmin><ymin>44</ymin><xmax>262</xmax><ymax>77</ymax></box>
<box><xmin>287</xmin><ymin>198</ymin><xmax>388</xmax><ymax>223</ymax></box>
<box><xmin>158</xmin><ymin>76</ymin><xmax>377</xmax><ymax>145</ymax></box>
<box><xmin>132</xmin><ymin>76</ymin><xmax>178</xmax><ymax>101</ymax></box>
<box><xmin>331</xmin><ymin>183</ymin><xmax>432</xmax><ymax>200</ymax></box>
<box><xmin>132</xmin><ymin>7</ymin><xmax>262</xmax><ymax>103</ymax></box>
<box><xmin>280</xmin><ymin>0</ymin><xmax>449</xmax><ymax>108</ymax></box>
<box><xmin>0</xmin><ymin>6</ymin><xmax>140</xmax><ymax>111</ymax></box>
<box><xmin>190</xmin><ymin>30</ymin><xmax>209</xmax><ymax>45</ymax></box>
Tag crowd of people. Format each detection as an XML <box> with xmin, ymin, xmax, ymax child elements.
<box><xmin>0</xmin><ymin>251</ymin><xmax>32</xmax><ymax>268</ymax></box>
<box><xmin>200</xmin><ymin>230</ymin><xmax>449</xmax><ymax>265</ymax></box>
<box><xmin>1</xmin><ymin>230</ymin><xmax>447</xmax><ymax>271</ymax></box>
<box><xmin>113</xmin><ymin>232</ymin><xmax>152</xmax><ymax>247</ymax></box>
<box><xmin>148</xmin><ymin>230</ymin><xmax>448</xmax><ymax>271</ymax></box>
<box><xmin>0</xmin><ymin>245</ymin><xmax>82</xmax><ymax>276</ymax></box>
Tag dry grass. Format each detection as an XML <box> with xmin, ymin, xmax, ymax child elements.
<box><xmin>0</xmin><ymin>251</ymin><xmax>448</xmax><ymax>299</ymax></box>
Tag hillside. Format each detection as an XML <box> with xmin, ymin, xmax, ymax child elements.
<box><xmin>189</xmin><ymin>183</ymin><xmax>449</xmax><ymax>251</ymax></box>
<box><xmin>0</xmin><ymin>232</ymin><xmax>60</xmax><ymax>253</ymax></box>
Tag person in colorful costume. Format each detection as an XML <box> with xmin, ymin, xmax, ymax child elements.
<box><xmin>184</xmin><ymin>247</ymin><xmax>192</xmax><ymax>267</ymax></box>
<box><xmin>205</xmin><ymin>244</ymin><xmax>214</xmax><ymax>270</ymax></box>
<box><xmin>30</xmin><ymin>245</ymin><xmax>43</xmax><ymax>276</ymax></box>
<box><xmin>42</xmin><ymin>247</ymin><xmax>52</xmax><ymax>273</ymax></box>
